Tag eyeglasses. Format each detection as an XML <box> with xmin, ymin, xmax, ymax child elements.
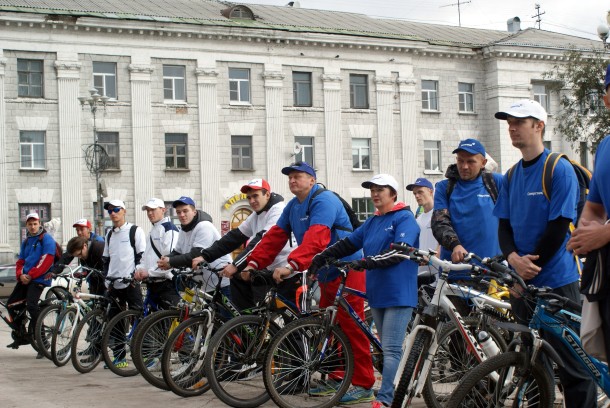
<box><xmin>107</xmin><ymin>207</ymin><xmax>122</xmax><ymax>214</ymax></box>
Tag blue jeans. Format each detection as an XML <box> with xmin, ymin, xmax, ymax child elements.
<box><xmin>371</xmin><ymin>306</ymin><xmax>413</xmax><ymax>406</ymax></box>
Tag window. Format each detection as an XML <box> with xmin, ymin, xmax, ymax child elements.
<box><xmin>93</xmin><ymin>62</ymin><xmax>117</xmax><ymax>99</ymax></box>
<box><xmin>533</xmin><ymin>84</ymin><xmax>549</xmax><ymax>112</ymax></box>
<box><xmin>93</xmin><ymin>203</ymin><xmax>113</xmax><ymax>235</ymax></box>
<box><xmin>20</xmin><ymin>131</ymin><xmax>46</xmax><ymax>169</ymax></box>
<box><xmin>295</xmin><ymin>137</ymin><xmax>314</xmax><ymax>165</ymax></box>
<box><xmin>293</xmin><ymin>71</ymin><xmax>312</xmax><ymax>107</ymax></box>
<box><xmin>97</xmin><ymin>132</ymin><xmax>120</xmax><ymax>170</ymax></box>
<box><xmin>421</xmin><ymin>80</ymin><xmax>439</xmax><ymax>111</ymax></box>
<box><xmin>19</xmin><ymin>204</ymin><xmax>50</xmax><ymax>241</ymax></box>
<box><xmin>229</xmin><ymin>68</ymin><xmax>251</xmax><ymax>103</ymax></box>
<box><xmin>580</xmin><ymin>141</ymin><xmax>589</xmax><ymax>168</ymax></box>
<box><xmin>163</xmin><ymin>65</ymin><xmax>186</xmax><ymax>101</ymax></box>
<box><xmin>458</xmin><ymin>82</ymin><xmax>474</xmax><ymax>112</ymax></box>
<box><xmin>543</xmin><ymin>140</ymin><xmax>552</xmax><ymax>150</ymax></box>
<box><xmin>165</xmin><ymin>133</ymin><xmax>188</xmax><ymax>169</ymax></box>
<box><xmin>349</xmin><ymin>74</ymin><xmax>369</xmax><ymax>109</ymax></box>
<box><xmin>352</xmin><ymin>198</ymin><xmax>374</xmax><ymax>223</ymax></box>
<box><xmin>231</xmin><ymin>136</ymin><xmax>253</xmax><ymax>170</ymax></box>
<box><xmin>580</xmin><ymin>92</ymin><xmax>604</xmax><ymax>115</ymax></box>
<box><xmin>164</xmin><ymin>202</ymin><xmax>182</xmax><ymax>229</ymax></box>
<box><xmin>352</xmin><ymin>138</ymin><xmax>371</xmax><ymax>170</ymax></box>
<box><xmin>18</xmin><ymin>59</ymin><xmax>43</xmax><ymax>98</ymax></box>
<box><xmin>424</xmin><ymin>140</ymin><xmax>441</xmax><ymax>172</ymax></box>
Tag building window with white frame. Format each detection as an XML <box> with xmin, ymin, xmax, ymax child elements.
<box><xmin>580</xmin><ymin>91</ymin><xmax>604</xmax><ymax>116</ymax></box>
<box><xmin>295</xmin><ymin>136</ymin><xmax>314</xmax><ymax>164</ymax></box>
<box><xmin>93</xmin><ymin>61</ymin><xmax>117</xmax><ymax>99</ymax></box>
<box><xmin>293</xmin><ymin>71</ymin><xmax>312</xmax><ymax>107</ymax></box>
<box><xmin>349</xmin><ymin>74</ymin><xmax>369</xmax><ymax>109</ymax></box>
<box><xmin>458</xmin><ymin>82</ymin><xmax>474</xmax><ymax>112</ymax></box>
<box><xmin>229</xmin><ymin>68</ymin><xmax>251</xmax><ymax>103</ymax></box>
<box><xmin>19</xmin><ymin>131</ymin><xmax>46</xmax><ymax>169</ymax></box>
<box><xmin>533</xmin><ymin>83</ymin><xmax>550</xmax><ymax>112</ymax></box>
<box><xmin>352</xmin><ymin>198</ymin><xmax>374</xmax><ymax>222</ymax></box>
<box><xmin>165</xmin><ymin>133</ymin><xmax>188</xmax><ymax>169</ymax></box>
<box><xmin>231</xmin><ymin>135</ymin><xmax>253</xmax><ymax>170</ymax></box>
<box><xmin>97</xmin><ymin>132</ymin><xmax>120</xmax><ymax>170</ymax></box>
<box><xmin>424</xmin><ymin>140</ymin><xmax>441</xmax><ymax>172</ymax></box>
<box><xmin>352</xmin><ymin>138</ymin><xmax>371</xmax><ymax>170</ymax></box>
<box><xmin>17</xmin><ymin>59</ymin><xmax>44</xmax><ymax>98</ymax></box>
<box><xmin>163</xmin><ymin>65</ymin><xmax>186</xmax><ymax>102</ymax></box>
<box><xmin>421</xmin><ymin>80</ymin><xmax>439</xmax><ymax>111</ymax></box>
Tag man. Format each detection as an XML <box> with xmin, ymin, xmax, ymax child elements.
<box><xmin>190</xmin><ymin>179</ymin><xmax>297</xmax><ymax>310</ymax></box>
<box><xmin>102</xmin><ymin>199</ymin><xmax>146</xmax><ymax>368</ymax></box>
<box><xmin>407</xmin><ymin>177</ymin><xmax>439</xmax><ymax>281</ymax></box>
<box><xmin>157</xmin><ymin>196</ymin><xmax>231</xmax><ymax>294</ymax></box>
<box><xmin>244</xmin><ymin>162</ymin><xmax>375</xmax><ymax>405</ymax></box>
<box><xmin>73</xmin><ymin>219</ymin><xmax>105</xmax><ymax>243</ymax></box>
<box><xmin>432</xmin><ymin>138</ymin><xmax>502</xmax><ymax>263</ymax></box>
<box><xmin>134</xmin><ymin>198</ymin><xmax>180</xmax><ymax>308</ymax></box>
<box><xmin>66</xmin><ymin>235</ymin><xmax>106</xmax><ymax>296</ymax></box>
<box><xmin>494</xmin><ymin>99</ymin><xmax>596</xmax><ymax>407</ymax></box>
<box><xmin>7</xmin><ymin>212</ymin><xmax>56</xmax><ymax>349</ymax></box>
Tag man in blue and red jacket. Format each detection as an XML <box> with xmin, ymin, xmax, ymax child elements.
<box><xmin>7</xmin><ymin>212</ymin><xmax>56</xmax><ymax>349</ymax></box>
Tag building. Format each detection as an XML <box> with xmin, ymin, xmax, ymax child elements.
<box><xmin>0</xmin><ymin>0</ymin><xmax>603</xmax><ymax>260</ymax></box>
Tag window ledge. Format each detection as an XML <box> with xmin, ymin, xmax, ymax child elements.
<box><xmin>19</xmin><ymin>168</ymin><xmax>48</xmax><ymax>172</ymax></box>
<box><xmin>163</xmin><ymin>100</ymin><xmax>187</xmax><ymax>105</ymax></box>
<box><xmin>231</xmin><ymin>168</ymin><xmax>254</xmax><ymax>172</ymax></box>
<box><xmin>458</xmin><ymin>111</ymin><xmax>477</xmax><ymax>116</ymax></box>
<box><xmin>164</xmin><ymin>168</ymin><xmax>190</xmax><ymax>172</ymax></box>
<box><xmin>421</xmin><ymin>110</ymin><xmax>441</xmax><ymax>114</ymax></box>
<box><xmin>352</xmin><ymin>168</ymin><xmax>373</xmax><ymax>172</ymax></box>
<box><xmin>424</xmin><ymin>170</ymin><xmax>443</xmax><ymax>175</ymax></box>
<box><xmin>102</xmin><ymin>169</ymin><xmax>121</xmax><ymax>173</ymax></box>
<box><xmin>229</xmin><ymin>101</ymin><xmax>252</xmax><ymax>106</ymax></box>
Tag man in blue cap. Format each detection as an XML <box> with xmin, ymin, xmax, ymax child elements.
<box><xmin>407</xmin><ymin>178</ymin><xmax>439</xmax><ymax>280</ymax></box>
<box><xmin>432</xmin><ymin>139</ymin><xmax>502</xmax><ymax>263</ymax></box>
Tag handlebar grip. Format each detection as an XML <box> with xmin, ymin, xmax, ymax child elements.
<box><xmin>389</xmin><ymin>243</ymin><xmax>411</xmax><ymax>253</ymax></box>
<box><xmin>564</xmin><ymin>298</ymin><xmax>582</xmax><ymax>313</ymax></box>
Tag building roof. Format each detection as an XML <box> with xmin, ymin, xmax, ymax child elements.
<box><xmin>0</xmin><ymin>0</ymin><xmax>602</xmax><ymax>51</ymax></box>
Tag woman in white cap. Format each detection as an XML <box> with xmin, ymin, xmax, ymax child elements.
<box><xmin>309</xmin><ymin>174</ymin><xmax>420</xmax><ymax>408</ymax></box>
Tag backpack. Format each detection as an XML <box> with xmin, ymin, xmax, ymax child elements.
<box><xmin>107</xmin><ymin>224</ymin><xmax>138</xmax><ymax>263</ymax></box>
<box><xmin>38</xmin><ymin>232</ymin><xmax>62</xmax><ymax>265</ymax></box>
<box><xmin>309</xmin><ymin>185</ymin><xmax>362</xmax><ymax>232</ymax></box>
<box><xmin>446</xmin><ymin>170</ymin><xmax>499</xmax><ymax>203</ymax></box>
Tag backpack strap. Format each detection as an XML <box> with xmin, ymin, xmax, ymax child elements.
<box><xmin>481</xmin><ymin>172</ymin><xmax>499</xmax><ymax>203</ymax></box>
<box><xmin>106</xmin><ymin>225</ymin><xmax>139</xmax><ymax>267</ymax></box>
<box><xmin>306</xmin><ymin>188</ymin><xmax>353</xmax><ymax>233</ymax></box>
<box><xmin>149</xmin><ymin>235</ymin><xmax>163</xmax><ymax>259</ymax></box>
<box><xmin>542</xmin><ymin>152</ymin><xmax>563</xmax><ymax>202</ymax></box>
<box><xmin>446</xmin><ymin>178</ymin><xmax>457</xmax><ymax>201</ymax></box>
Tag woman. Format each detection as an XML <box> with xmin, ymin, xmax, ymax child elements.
<box><xmin>309</xmin><ymin>173</ymin><xmax>419</xmax><ymax>408</ymax></box>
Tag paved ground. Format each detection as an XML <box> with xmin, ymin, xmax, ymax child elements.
<box><xmin>0</xmin><ymin>325</ymin><xmax>426</xmax><ymax>408</ymax></box>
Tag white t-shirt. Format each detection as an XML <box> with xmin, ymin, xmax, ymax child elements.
<box><xmin>416</xmin><ymin>209</ymin><xmax>439</xmax><ymax>275</ymax></box>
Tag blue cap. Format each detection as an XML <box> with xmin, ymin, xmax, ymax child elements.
<box><xmin>406</xmin><ymin>177</ymin><xmax>433</xmax><ymax>191</ymax></box>
<box><xmin>452</xmin><ymin>138</ymin><xmax>486</xmax><ymax>156</ymax></box>
<box><xmin>281</xmin><ymin>161</ymin><xmax>316</xmax><ymax>178</ymax></box>
<box><xmin>172</xmin><ymin>196</ymin><xmax>196</xmax><ymax>208</ymax></box>
<box><xmin>605</xmin><ymin>64</ymin><xmax>610</xmax><ymax>92</ymax></box>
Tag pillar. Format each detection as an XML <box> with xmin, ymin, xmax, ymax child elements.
<box><xmin>322</xmin><ymin>71</ymin><xmax>344</xmax><ymax>195</ymax></box>
<box><xmin>375</xmin><ymin>75</ymin><xmax>397</xmax><ymax>174</ymax></box>
<box><xmin>263</xmin><ymin>69</ymin><xmax>285</xmax><ymax>191</ymax></box>
<box><xmin>398</xmin><ymin>77</ymin><xmax>418</xmax><ymax>206</ymax></box>
<box><xmin>0</xmin><ymin>56</ymin><xmax>10</xmax><ymax>257</ymax></box>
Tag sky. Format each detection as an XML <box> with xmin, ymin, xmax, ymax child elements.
<box><xmin>237</xmin><ymin>0</ymin><xmax>609</xmax><ymax>41</ymax></box>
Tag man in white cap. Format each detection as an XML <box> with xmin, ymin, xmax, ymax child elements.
<box><xmin>134</xmin><ymin>198</ymin><xmax>180</xmax><ymax>308</ymax></box>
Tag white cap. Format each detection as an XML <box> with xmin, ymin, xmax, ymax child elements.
<box><xmin>104</xmin><ymin>199</ymin><xmax>126</xmax><ymax>210</ymax></box>
<box><xmin>495</xmin><ymin>99</ymin><xmax>547</xmax><ymax>123</ymax></box>
<box><xmin>25</xmin><ymin>212</ymin><xmax>40</xmax><ymax>221</ymax></box>
<box><xmin>142</xmin><ymin>198</ymin><xmax>164</xmax><ymax>210</ymax></box>
<box><xmin>361</xmin><ymin>174</ymin><xmax>399</xmax><ymax>192</ymax></box>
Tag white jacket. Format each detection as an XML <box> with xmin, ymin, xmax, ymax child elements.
<box><xmin>141</xmin><ymin>216</ymin><xmax>179</xmax><ymax>279</ymax></box>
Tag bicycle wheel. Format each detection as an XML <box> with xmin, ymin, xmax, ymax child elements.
<box><xmin>161</xmin><ymin>314</ymin><xmax>214</xmax><ymax>397</ymax></box>
<box><xmin>70</xmin><ymin>309</ymin><xmax>106</xmax><ymax>373</ymax></box>
<box><xmin>204</xmin><ymin>314</ymin><xmax>281</xmax><ymax>408</ymax></box>
<box><xmin>101</xmin><ymin>309</ymin><xmax>142</xmax><ymax>377</ymax></box>
<box><xmin>45</xmin><ymin>286</ymin><xmax>70</xmax><ymax>301</ymax></box>
<box><xmin>445</xmin><ymin>351</ymin><xmax>555</xmax><ymax>408</ymax></box>
<box><xmin>51</xmin><ymin>307</ymin><xmax>78</xmax><ymax>367</ymax></box>
<box><xmin>263</xmin><ymin>315</ymin><xmax>353</xmax><ymax>408</ymax></box>
<box><xmin>422</xmin><ymin>316</ymin><xmax>508</xmax><ymax>408</ymax></box>
<box><xmin>132</xmin><ymin>309</ymin><xmax>182</xmax><ymax>390</ymax></box>
<box><xmin>34</xmin><ymin>303</ymin><xmax>61</xmax><ymax>360</ymax></box>
<box><xmin>391</xmin><ymin>330</ymin><xmax>433</xmax><ymax>408</ymax></box>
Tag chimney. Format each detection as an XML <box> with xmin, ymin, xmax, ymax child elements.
<box><xmin>286</xmin><ymin>1</ymin><xmax>301</xmax><ymax>7</ymax></box>
<box><xmin>507</xmin><ymin>17</ymin><xmax>521</xmax><ymax>32</ymax></box>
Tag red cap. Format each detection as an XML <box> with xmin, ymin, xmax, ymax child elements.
<box><xmin>240</xmin><ymin>178</ymin><xmax>271</xmax><ymax>194</ymax></box>
<box><xmin>73</xmin><ymin>218</ymin><xmax>92</xmax><ymax>229</ymax></box>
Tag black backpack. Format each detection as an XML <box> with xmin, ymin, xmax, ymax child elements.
<box><xmin>106</xmin><ymin>225</ymin><xmax>138</xmax><ymax>263</ymax></box>
<box><xmin>308</xmin><ymin>185</ymin><xmax>362</xmax><ymax>232</ymax></box>
<box><xmin>37</xmin><ymin>232</ymin><xmax>63</xmax><ymax>265</ymax></box>
<box><xmin>446</xmin><ymin>169</ymin><xmax>499</xmax><ymax>204</ymax></box>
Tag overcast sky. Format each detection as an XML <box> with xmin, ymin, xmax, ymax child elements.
<box><xmin>238</xmin><ymin>0</ymin><xmax>608</xmax><ymax>41</ymax></box>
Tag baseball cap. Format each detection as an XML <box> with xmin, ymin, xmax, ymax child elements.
<box><xmin>281</xmin><ymin>161</ymin><xmax>316</xmax><ymax>178</ymax></box>
<box><xmin>605</xmin><ymin>64</ymin><xmax>610</xmax><ymax>92</ymax></box>
<box><xmin>361</xmin><ymin>174</ymin><xmax>399</xmax><ymax>192</ymax></box>
<box><xmin>25</xmin><ymin>212</ymin><xmax>40</xmax><ymax>221</ymax></box>
<box><xmin>494</xmin><ymin>99</ymin><xmax>548</xmax><ymax>123</ymax></box>
<box><xmin>240</xmin><ymin>178</ymin><xmax>271</xmax><ymax>194</ymax></box>
<box><xmin>452</xmin><ymin>138</ymin><xmax>486</xmax><ymax>156</ymax></box>
<box><xmin>142</xmin><ymin>198</ymin><xmax>164</xmax><ymax>210</ymax></box>
<box><xmin>406</xmin><ymin>177</ymin><xmax>433</xmax><ymax>191</ymax></box>
<box><xmin>72</xmin><ymin>219</ymin><xmax>92</xmax><ymax>229</ymax></box>
<box><xmin>173</xmin><ymin>196</ymin><xmax>196</xmax><ymax>208</ymax></box>
<box><xmin>103</xmin><ymin>199</ymin><xmax>126</xmax><ymax>210</ymax></box>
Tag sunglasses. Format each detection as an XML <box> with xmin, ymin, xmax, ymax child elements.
<box><xmin>107</xmin><ymin>207</ymin><xmax>122</xmax><ymax>214</ymax></box>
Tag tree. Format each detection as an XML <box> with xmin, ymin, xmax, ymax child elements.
<box><xmin>544</xmin><ymin>49</ymin><xmax>610</xmax><ymax>152</ymax></box>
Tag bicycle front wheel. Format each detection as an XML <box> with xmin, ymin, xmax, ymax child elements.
<box><xmin>391</xmin><ymin>330</ymin><xmax>433</xmax><ymax>408</ymax></box>
<box><xmin>101</xmin><ymin>309</ymin><xmax>142</xmax><ymax>377</ymax></box>
<box><xmin>445</xmin><ymin>351</ymin><xmax>555</xmax><ymax>408</ymax></box>
<box><xmin>34</xmin><ymin>303</ymin><xmax>61</xmax><ymax>360</ymax></box>
<box><xmin>70</xmin><ymin>309</ymin><xmax>106</xmax><ymax>373</ymax></box>
<box><xmin>51</xmin><ymin>307</ymin><xmax>78</xmax><ymax>367</ymax></box>
<box><xmin>263</xmin><ymin>315</ymin><xmax>353</xmax><ymax>408</ymax></box>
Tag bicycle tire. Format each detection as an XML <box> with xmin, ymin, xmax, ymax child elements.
<box><xmin>34</xmin><ymin>303</ymin><xmax>61</xmax><ymax>360</ymax></box>
<box><xmin>51</xmin><ymin>307</ymin><xmax>78</xmax><ymax>367</ymax></box>
<box><xmin>132</xmin><ymin>309</ymin><xmax>183</xmax><ymax>390</ymax></box>
<box><xmin>444</xmin><ymin>351</ymin><xmax>555</xmax><ymax>408</ymax></box>
<box><xmin>70</xmin><ymin>308</ymin><xmax>106</xmax><ymax>373</ymax></box>
<box><xmin>391</xmin><ymin>330</ymin><xmax>433</xmax><ymax>408</ymax></box>
<box><xmin>101</xmin><ymin>309</ymin><xmax>142</xmax><ymax>377</ymax></box>
<box><xmin>203</xmin><ymin>314</ymin><xmax>281</xmax><ymax>408</ymax></box>
<box><xmin>422</xmin><ymin>316</ymin><xmax>508</xmax><ymax>408</ymax></box>
<box><xmin>263</xmin><ymin>315</ymin><xmax>354</xmax><ymax>408</ymax></box>
<box><xmin>161</xmin><ymin>314</ymin><xmax>214</xmax><ymax>397</ymax></box>
<box><xmin>45</xmin><ymin>286</ymin><xmax>70</xmax><ymax>301</ymax></box>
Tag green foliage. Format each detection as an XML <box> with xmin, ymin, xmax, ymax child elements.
<box><xmin>543</xmin><ymin>49</ymin><xmax>610</xmax><ymax>153</ymax></box>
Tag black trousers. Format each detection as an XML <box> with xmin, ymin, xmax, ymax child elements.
<box><xmin>107</xmin><ymin>283</ymin><xmax>143</xmax><ymax>361</ymax></box>
<box><xmin>510</xmin><ymin>281</ymin><xmax>597</xmax><ymax>408</ymax></box>
<box><xmin>147</xmin><ymin>280</ymin><xmax>181</xmax><ymax>310</ymax></box>
<box><xmin>7</xmin><ymin>281</ymin><xmax>45</xmax><ymax>334</ymax></box>
<box><xmin>230</xmin><ymin>273</ymin><xmax>302</xmax><ymax>312</ymax></box>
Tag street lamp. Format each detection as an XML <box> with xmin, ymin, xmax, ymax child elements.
<box><xmin>597</xmin><ymin>11</ymin><xmax>610</xmax><ymax>50</ymax></box>
<box><xmin>79</xmin><ymin>88</ymin><xmax>110</xmax><ymax>236</ymax></box>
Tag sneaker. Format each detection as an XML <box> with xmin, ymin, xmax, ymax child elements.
<box><xmin>309</xmin><ymin>379</ymin><xmax>341</xmax><ymax>396</ymax></box>
<box><xmin>339</xmin><ymin>386</ymin><xmax>375</xmax><ymax>405</ymax></box>
<box><xmin>36</xmin><ymin>351</ymin><xmax>44</xmax><ymax>359</ymax></box>
<box><xmin>145</xmin><ymin>357</ymin><xmax>161</xmax><ymax>372</ymax></box>
<box><xmin>104</xmin><ymin>357</ymin><xmax>128</xmax><ymax>369</ymax></box>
